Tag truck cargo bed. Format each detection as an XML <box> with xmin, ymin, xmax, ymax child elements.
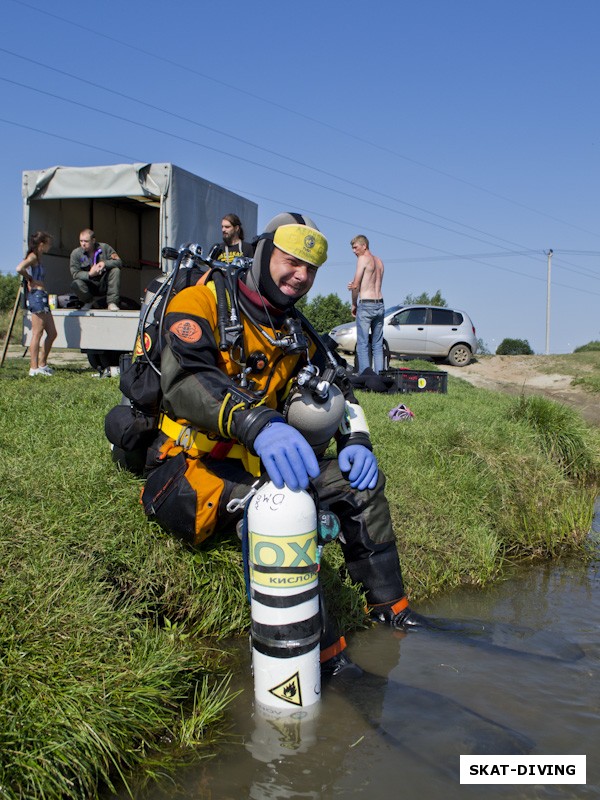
<box><xmin>23</xmin><ymin>309</ymin><xmax>139</xmax><ymax>352</ymax></box>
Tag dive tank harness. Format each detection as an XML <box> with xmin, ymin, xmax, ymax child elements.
<box><xmin>138</xmin><ymin>241</ymin><xmax>348</xmax><ymax>417</ymax></box>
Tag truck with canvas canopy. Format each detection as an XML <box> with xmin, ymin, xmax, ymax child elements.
<box><xmin>20</xmin><ymin>162</ymin><xmax>257</xmax><ymax>369</ymax></box>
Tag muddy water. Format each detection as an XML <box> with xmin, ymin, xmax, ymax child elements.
<box><xmin>126</xmin><ymin>509</ymin><xmax>600</xmax><ymax>800</ymax></box>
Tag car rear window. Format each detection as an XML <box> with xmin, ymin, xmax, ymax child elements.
<box><xmin>430</xmin><ymin>308</ymin><xmax>463</xmax><ymax>325</ymax></box>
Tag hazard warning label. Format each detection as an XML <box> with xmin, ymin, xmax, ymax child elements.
<box><xmin>269</xmin><ymin>671</ymin><xmax>303</xmax><ymax>706</ymax></box>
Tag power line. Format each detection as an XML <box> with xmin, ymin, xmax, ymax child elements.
<box><xmin>555</xmin><ymin>250</ymin><xmax>600</xmax><ymax>255</ymax></box>
<box><xmin>4</xmin><ymin>70</ymin><xmax>598</xmax><ymax>292</ymax></box>
<box><xmin>0</xmin><ymin>47</ymin><xmax>563</xmax><ymax>261</ymax></box>
<box><xmin>224</xmin><ymin>185</ymin><xmax>600</xmax><ymax>298</ymax></box>
<box><xmin>2</xmin><ymin>111</ymin><xmax>599</xmax><ymax>298</ymax></box>
<box><xmin>0</xmin><ymin>116</ymin><xmax>138</xmax><ymax>162</ymax></box>
<box><xmin>371</xmin><ymin>250</ymin><xmax>600</xmax><ymax>283</ymax></box>
<box><xmin>6</xmin><ymin>0</ymin><xmax>600</xmax><ymax>243</ymax></box>
<box><xmin>0</xmin><ymin>75</ymin><xmax>542</xmax><ymax>258</ymax></box>
<box><xmin>3</xmin><ymin>34</ymin><xmax>598</xmax><ymax>286</ymax></box>
<box><xmin>366</xmin><ymin>250</ymin><xmax>542</xmax><ymax>263</ymax></box>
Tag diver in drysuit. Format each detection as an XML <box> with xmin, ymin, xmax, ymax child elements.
<box><xmin>141</xmin><ymin>212</ymin><xmax>430</xmax><ymax>674</ymax></box>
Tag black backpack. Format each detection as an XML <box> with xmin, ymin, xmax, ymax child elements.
<box><xmin>104</xmin><ymin>264</ymin><xmax>205</xmax><ymax>475</ymax></box>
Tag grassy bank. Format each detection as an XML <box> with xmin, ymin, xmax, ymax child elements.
<box><xmin>532</xmin><ymin>349</ymin><xmax>600</xmax><ymax>393</ymax></box>
<box><xmin>0</xmin><ymin>307</ymin><xmax>24</xmax><ymax>344</ymax></box>
<box><xmin>0</xmin><ymin>356</ymin><xmax>599</xmax><ymax>797</ymax></box>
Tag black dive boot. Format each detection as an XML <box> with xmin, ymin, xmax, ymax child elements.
<box><xmin>370</xmin><ymin>600</ymin><xmax>442</xmax><ymax>631</ymax></box>
<box><xmin>319</xmin><ymin>591</ymin><xmax>363</xmax><ymax>680</ymax></box>
<box><xmin>345</xmin><ymin>550</ymin><xmax>447</xmax><ymax>631</ymax></box>
<box><xmin>371</xmin><ymin>600</ymin><xmax>489</xmax><ymax>636</ymax></box>
<box><xmin>389</xmin><ymin>606</ymin><xmax>440</xmax><ymax>630</ymax></box>
<box><xmin>321</xmin><ymin>650</ymin><xmax>363</xmax><ymax>680</ymax></box>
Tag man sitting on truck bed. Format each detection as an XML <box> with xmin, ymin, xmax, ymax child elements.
<box><xmin>69</xmin><ymin>228</ymin><xmax>122</xmax><ymax>311</ymax></box>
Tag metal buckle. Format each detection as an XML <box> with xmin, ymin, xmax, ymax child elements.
<box><xmin>175</xmin><ymin>425</ymin><xmax>195</xmax><ymax>450</ymax></box>
<box><xmin>226</xmin><ymin>481</ymin><xmax>260</xmax><ymax>513</ymax></box>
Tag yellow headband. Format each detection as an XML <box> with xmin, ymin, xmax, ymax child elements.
<box><xmin>273</xmin><ymin>224</ymin><xmax>328</xmax><ymax>268</ymax></box>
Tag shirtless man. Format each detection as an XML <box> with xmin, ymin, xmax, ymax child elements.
<box><xmin>348</xmin><ymin>235</ymin><xmax>385</xmax><ymax>374</ymax></box>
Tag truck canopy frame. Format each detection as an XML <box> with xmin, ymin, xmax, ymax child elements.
<box><xmin>21</xmin><ymin>162</ymin><xmax>257</xmax><ymax>355</ymax></box>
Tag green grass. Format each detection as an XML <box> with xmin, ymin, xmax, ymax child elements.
<box><xmin>0</xmin><ymin>307</ymin><xmax>24</xmax><ymax>343</ymax></box>
<box><xmin>572</xmin><ymin>365</ymin><xmax>600</xmax><ymax>394</ymax></box>
<box><xmin>353</xmin><ymin>378</ymin><xmax>599</xmax><ymax>603</ymax></box>
<box><xmin>0</xmin><ymin>355</ymin><xmax>599</xmax><ymax>797</ymax></box>
<box><xmin>529</xmin><ymin>350</ymin><xmax>600</xmax><ymax>383</ymax></box>
<box><xmin>574</xmin><ymin>340</ymin><xmax>600</xmax><ymax>353</ymax></box>
<box><xmin>0</xmin><ymin>361</ymin><xmax>247</xmax><ymax>799</ymax></box>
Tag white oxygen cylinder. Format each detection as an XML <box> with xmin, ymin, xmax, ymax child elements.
<box><xmin>247</xmin><ymin>481</ymin><xmax>321</xmax><ymax>710</ymax></box>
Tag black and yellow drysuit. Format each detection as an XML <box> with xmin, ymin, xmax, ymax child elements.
<box><xmin>142</xmin><ymin>214</ymin><xmax>415</xmax><ymax>665</ymax></box>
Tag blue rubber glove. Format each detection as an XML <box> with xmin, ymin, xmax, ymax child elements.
<box><xmin>254</xmin><ymin>421</ymin><xmax>320</xmax><ymax>490</ymax></box>
<box><xmin>338</xmin><ymin>444</ymin><xmax>378</xmax><ymax>491</ymax></box>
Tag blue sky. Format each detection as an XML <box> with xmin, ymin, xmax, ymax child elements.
<box><xmin>1</xmin><ymin>0</ymin><xmax>599</xmax><ymax>354</ymax></box>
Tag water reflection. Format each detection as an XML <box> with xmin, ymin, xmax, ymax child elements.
<box><xmin>122</xmin><ymin>548</ymin><xmax>600</xmax><ymax>799</ymax></box>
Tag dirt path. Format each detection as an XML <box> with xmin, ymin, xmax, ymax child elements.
<box><xmin>443</xmin><ymin>355</ymin><xmax>600</xmax><ymax>427</ymax></box>
<box><xmin>2</xmin><ymin>344</ymin><xmax>88</xmax><ymax>367</ymax></box>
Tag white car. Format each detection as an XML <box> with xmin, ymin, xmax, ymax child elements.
<box><xmin>329</xmin><ymin>304</ymin><xmax>478</xmax><ymax>367</ymax></box>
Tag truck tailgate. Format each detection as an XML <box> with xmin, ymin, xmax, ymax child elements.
<box><xmin>23</xmin><ymin>309</ymin><xmax>139</xmax><ymax>352</ymax></box>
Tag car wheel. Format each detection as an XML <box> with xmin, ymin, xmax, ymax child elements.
<box><xmin>447</xmin><ymin>343</ymin><xmax>472</xmax><ymax>367</ymax></box>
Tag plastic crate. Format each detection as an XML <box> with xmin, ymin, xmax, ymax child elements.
<box><xmin>380</xmin><ymin>368</ymin><xmax>448</xmax><ymax>394</ymax></box>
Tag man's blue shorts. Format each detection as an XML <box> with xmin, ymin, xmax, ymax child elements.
<box><xmin>27</xmin><ymin>289</ymin><xmax>50</xmax><ymax>314</ymax></box>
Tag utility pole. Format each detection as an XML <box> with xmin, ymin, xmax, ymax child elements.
<box><xmin>545</xmin><ymin>249</ymin><xmax>553</xmax><ymax>355</ymax></box>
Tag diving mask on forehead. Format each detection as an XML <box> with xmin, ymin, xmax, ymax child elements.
<box><xmin>272</xmin><ymin>224</ymin><xmax>328</xmax><ymax>268</ymax></box>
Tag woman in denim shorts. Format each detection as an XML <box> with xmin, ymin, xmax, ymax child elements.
<box><xmin>16</xmin><ymin>231</ymin><xmax>57</xmax><ymax>376</ymax></box>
